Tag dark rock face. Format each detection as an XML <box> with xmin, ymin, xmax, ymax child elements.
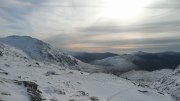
<box><xmin>1</xmin><ymin>92</ymin><xmax>11</xmax><ymax>96</ymax></box>
<box><xmin>45</xmin><ymin>71</ymin><xmax>58</xmax><ymax>76</ymax></box>
<box><xmin>68</xmin><ymin>99</ymin><xmax>77</xmax><ymax>101</ymax></box>
<box><xmin>75</xmin><ymin>91</ymin><xmax>89</xmax><ymax>97</ymax></box>
<box><xmin>0</xmin><ymin>71</ymin><xmax>8</xmax><ymax>75</ymax></box>
<box><xmin>0</xmin><ymin>51</ymin><xmax>3</xmax><ymax>56</ymax></box>
<box><xmin>55</xmin><ymin>89</ymin><xmax>66</xmax><ymax>95</ymax></box>
<box><xmin>55</xmin><ymin>54</ymin><xmax>78</xmax><ymax>66</ymax></box>
<box><xmin>14</xmin><ymin>81</ymin><xmax>44</xmax><ymax>101</ymax></box>
<box><xmin>89</xmin><ymin>96</ymin><xmax>99</xmax><ymax>101</ymax></box>
<box><xmin>0</xmin><ymin>44</ymin><xmax>3</xmax><ymax>56</ymax></box>
<box><xmin>138</xmin><ymin>90</ymin><xmax>148</xmax><ymax>93</ymax></box>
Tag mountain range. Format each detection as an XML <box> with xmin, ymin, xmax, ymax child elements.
<box><xmin>86</xmin><ymin>52</ymin><xmax>180</xmax><ymax>75</ymax></box>
<box><xmin>0</xmin><ymin>35</ymin><xmax>179</xmax><ymax>101</ymax></box>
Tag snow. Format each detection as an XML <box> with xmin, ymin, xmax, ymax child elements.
<box><xmin>0</xmin><ymin>35</ymin><xmax>100</xmax><ymax>73</ymax></box>
<box><xmin>121</xmin><ymin>69</ymin><xmax>173</xmax><ymax>82</ymax></box>
<box><xmin>121</xmin><ymin>68</ymin><xmax>180</xmax><ymax>101</ymax></box>
<box><xmin>0</xmin><ymin>35</ymin><xmax>51</xmax><ymax>60</ymax></box>
<box><xmin>0</xmin><ymin>40</ymin><xmax>175</xmax><ymax>101</ymax></box>
<box><xmin>0</xmin><ymin>79</ymin><xmax>31</xmax><ymax>101</ymax></box>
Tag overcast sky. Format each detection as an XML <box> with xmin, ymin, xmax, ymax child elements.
<box><xmin>0</xmin><ymin>0</ymin><xmax>180</xmax><ymax>53</ymax></box>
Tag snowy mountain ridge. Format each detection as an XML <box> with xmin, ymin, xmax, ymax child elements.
<box><xmin>0</xmin><ymin>35</ymin><xmax>76</xmax><ymax>65</ymax></box>
<box><xmin>0</xmin><ymin>35</ymin><xmax>179</xmax><ymax>101</ymax></box>
<box><xmin>0</xmin><ymin>35</ymin><xmax>100</xmax><ymax>73</ymax></box>
<box><xmin>121</xmin><ymin>66</ymin><xmax>180</xmax><ymax>101</ymax></box>
<box><xmin>0</xmin><ymin>39</ymin><xmax>175</xmax><ymax>101</ymax></box>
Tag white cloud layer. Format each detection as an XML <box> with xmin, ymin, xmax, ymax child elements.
<box><xmin>0</xmin><ymin>0</ymin><xmax>180</xmax><ymax>53</ymax></box>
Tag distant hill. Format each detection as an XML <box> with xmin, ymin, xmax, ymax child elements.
<box><xmin>125</xmin><ymin>51</ymin><xmax>180</xmax><ymax>71</ymax></box>
<box><xmin>68</xmin><ymin>52</ymin><xmax>119</xmax><ymax>63</ymax></box>
<box><xmin>92</xmin><ymin>51</ymin><xmax>180</xmax><ymax>75</ymax></box>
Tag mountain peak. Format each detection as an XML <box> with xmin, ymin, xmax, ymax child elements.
<box><xmin>0</xmin><ymin>35</ymin><xmax>99</xmax><ymax>72</ymax></box>
<box><xmin>2</xmin><ymin>35</ymin><xmax>49</xmax><ymax>47</ymax></box>
<box><xmin>0</xmin><ymin>35</ymin><xmax>77</xmax><ymax>66</ymax></box>
<box><xmin>0</xmin><ymin>35</ymin><xmax>51</xmax><ymax>59</ymax></box>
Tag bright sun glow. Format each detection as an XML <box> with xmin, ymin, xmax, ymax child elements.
<box><xmin>101</xmin><ymin>0</ymin><xmax>151</xmax><ymax>22</ymax></box>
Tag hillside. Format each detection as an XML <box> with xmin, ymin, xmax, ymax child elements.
<box><xmin>121</xmin><ymin>67</ymin><xmax>180</xmax><ymax>101</ymax></box>
<box><xmin>0</xmin><ymin>36</ymin><xmax>176</xmax><ymax>101</ymax></box>
<box><xmin>0</xmin><ymin>36</ymin><xmax>100</xmax><ymax>73</ymax></box>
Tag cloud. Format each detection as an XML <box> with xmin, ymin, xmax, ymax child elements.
<box><xmin>0</xmin><ymin>0</ymin><xmax>180</xmax><ymax>53</ymax></box>
<box><xmin>45</xmin><ymin>31</ymin><xmax>180</xmax><ymax>53</ymax></box>
<box><xmin>81</xmin><ymin>20</ymin><xmax>180</xmax><ymax>34</ymax></box>
<box><xmin>0</xmin><ymin>0</ymin><xmax>32</xmax><ymax>8</ymax></box>
<box><xmin>148</xmin><ymin>0</ymin><xmax>180</xmax><ymax>9</ymax></box>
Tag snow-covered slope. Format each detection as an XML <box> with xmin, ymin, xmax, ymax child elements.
<box><xmin>0</xmin><ymin>36</ymin><xmax>52</xmax><ymax>60</ymax></box>
<box><xmin>121</xmin><ymin>69</ymin><xmax>173</xmax><ymax>83</ymax></box>
<box><xmin>121</xmin><ymin>67</ymin><xmax>180</xmax><ymax>101</ymax></box>
<box><xmin>0</xmin><ymin>41</ymin><xmax>175</xmax><ymax>101</ymax></box>
<box><xmin>155</xmin><ymin>66</ymin><xmax>180</xmax><ymax>101</ymax></box>
<box><xmin>0</xmin><ymin>36</ymin><xmax>99</xmax><ymax>72</ymax></box>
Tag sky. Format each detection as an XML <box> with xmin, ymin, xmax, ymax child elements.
<box><xmin>0</xmin><ymin>0</ymin><xmax>180</xmax><ymax>53</ymax></box>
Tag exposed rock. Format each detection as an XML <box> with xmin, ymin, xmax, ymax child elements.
<box><xmin>54</xmin><ymin>89</ymin><xmax>66</xmax><ymax>95</ymax></box>
<box><xmin>67</xmin><ymin>71</ymin><xmax>73</xmax><ymax>74</ymax></box>
<box><xmin>45</xmin><ymin>70</ymin><xmax>58</xmax><ymax>76</ymax></box>
<box><xmin>50</xmin><ymin>99</ymin><xmax>58</xmax><ymax>101</ymax></box>
<box><xmin>14</xmin><ymin>81</ymin><xmax>44</xmax><ymax>101</ymax></box>
<box><xmin>0</xmin><ymin>51</ymin><xmax>3</xmax><ymax>56</ymax></box>
<box><xmin>89</xmin><ymin>96</ymin><xmax>99</xmax><ymax>101</ymax></box>
<box><xmin>76</xmin><ymin>91</ymin><xmax>89</xmax><ymax>96</ymax></box>
<box><xmin>4</xmin><ymin>64</ymin><xmax>10</xmax><ymax>67</ymax></box>
<box><xmin>68</xmin><ymin>99</ymin><xmax>77</xmax><ymax>101</ymax></box>
<box><xmin>1</xmin><ymin>92</ymin><xmax>11</xmax><ymax>96</ymax></box>
<box><xmin>138</xmin><ymin>90</ymin><xmax>148</xmax><ymax>93</ymax></box>
<box><xmin>0</xmin><ymin>72</ymin><xmax>8</xmax><ymax>75</ymax></box>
